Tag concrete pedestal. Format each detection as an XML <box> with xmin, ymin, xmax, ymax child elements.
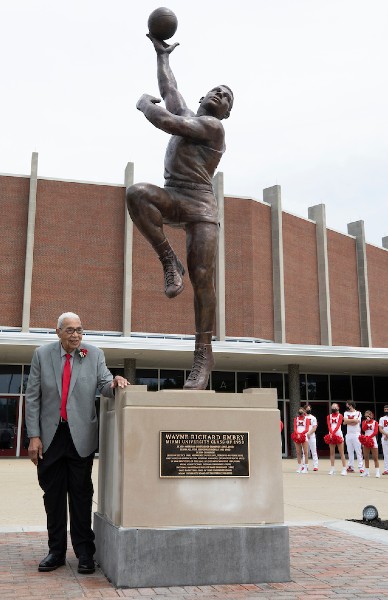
<box><xmin>95</xmin><ymin>387</ymin><xmax>290</xmax><ymax>588</ymax></box>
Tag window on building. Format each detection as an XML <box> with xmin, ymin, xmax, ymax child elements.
<box><xmin>135</xmin><ymin>369</ymin><xmax>158</xmax><ymax>391</ymax></box>
<box><xmin>110</xmin><ymin>368</ymin><xmax>124</xmax><ymax>378</ymax></box>
<box><xmin>261</xmin><ymin>373</ymin><xmax>284</xmax><ymax>399</ymax></box>
<box><xmin>160</xmin><ymin>370</ymin><xmax>184</xmax><ymax>390</ymax></box>
<box><xmin>307</xmin><ymin>374</ymin><xmax>329</xmax><ymax>400</ymax></box>
<box><xmin>211</xmin><ymin>371</ymin><xmax>235</xmax><ymax>393</ymax></box>
<box><xmin>300</xmin><ymin>374</ymin><xmax>307</xmax><ymax>401</ymax></box>
<box><xmin>352</xmin><ymin>376</ymin><xmax>373</xmax><ymax>403</ymax></box>
<box><xmin>20</xmin><ymin>400</ymin><xmax>29</xmax><ymax>452</ymax></box>
<box><xmin>375</xmin><ymin>404</ymin><xmax>387</xmax><ymax>420</ymax></box>
<box><xmin>283</xmin><ymin>374</ymin><xmax>305</xmax><ymax>401</ymax></box>
<box><xmin>330</xmin><ymin>375</ymin><xmax>351</xmax><ymax>400</ymax></box>
<box><xmin>0</xmin><ymin>366</ymin><xmax>22</xmax><ymax>394</ymax></box>
<box><xmin>0</xmin><ymin>397</ymin><xmax>18</xmax><ymax>451</ymax></box>
<box><xmin>374</xmin><ymin>377</ymin><xmax>388</xmax><ymax>403</ymax></box>
<box><xmin>237</xmin><ymin>372</ymin><xmax>260</xmax><ymax>393</ymax></box>
<box><xmin>22</xmin><ymin>366</ymin><xmax>30</xmax><ymax>394</ymax></box>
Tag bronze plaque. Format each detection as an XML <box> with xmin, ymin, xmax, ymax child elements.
<box><xmin>160</xmin><ymin>431</ymin><xmax>249</xmax><ymax>478</ymax></box>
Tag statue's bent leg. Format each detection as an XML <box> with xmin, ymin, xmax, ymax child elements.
<box><xmin>126</xmin><ymin>183</ymin><xmax>185</xmax><ymax>298</ymax></box>
<box><xmin>183</xmin><ymin>222</ymin><xmax>218</xmax><ymax>390</ymax></box>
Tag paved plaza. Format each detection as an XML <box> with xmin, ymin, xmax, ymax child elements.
<box><xmin>1</xmin><ymin>458</ymin><xmax>388</xmax><ymax>599</ymax></box>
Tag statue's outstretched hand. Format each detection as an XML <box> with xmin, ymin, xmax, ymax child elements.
<box><xmin>136</xmin><ymin>94</ymin><xmax>161</xmax><ymax>112</ymax></box>
<box><xmin>146</xmin><ymin>33</ymin><xmax>179</xmax><ymax>55</ymax></box>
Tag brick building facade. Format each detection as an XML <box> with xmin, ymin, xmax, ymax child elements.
<box><xmin>1</xmin><ymin>153</ymin><xmax>388</xmax><ymax>457</ymax></box>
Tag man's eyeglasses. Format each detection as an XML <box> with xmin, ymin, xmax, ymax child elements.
<box><xmin>61</xmin><ymin>327</ymin><xmax>83</xmax><ymax>335</ymax></box>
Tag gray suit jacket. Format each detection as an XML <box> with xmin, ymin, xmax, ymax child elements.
<box><xmin>25</xmin><ymin>340</ymin><xmax>115</xmax><ymax>457</ymax></box>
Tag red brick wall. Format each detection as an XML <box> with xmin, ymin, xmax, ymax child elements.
<box><xmin>131</xmin><ymin>226</ymin><xmax>194</xmax><ymax>334</ymax></box>
<box><xmin>4</xmin><ymin>173</ymin><xmax>386</xmax><ymax>349</ymax></box>
<box><xmin>327</xmin><ymin>230</ymin><xmax>360</xmax><ymax>346</ymax></box>
<box><xmin>367</xmin><ymin>244</ymin><xmax>388</xmax><ymax>347</ymax></box>
<box><xmin>283</xmin><ymin>214</ymin><xmax>320</xmax><ymax>344</ymax></box>
<box><xmin>225</xmin><ymin>198</ymin><xmax>274</xmax><ymax>340</ymax></box>
<box><xmin>0</xmin><ymin>176</ymin><xmax>29</xmax><ymax>327</ymax></box>
<box><xmin>30</xmin><ymin>179</ymin><xmax>125</xmax><ymax>331</ymax></box>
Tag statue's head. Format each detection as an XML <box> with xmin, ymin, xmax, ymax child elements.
<box><xmin>199</xmin><ymin>85</ymin><xmax>234</xmax><ymax>120</ymax></box>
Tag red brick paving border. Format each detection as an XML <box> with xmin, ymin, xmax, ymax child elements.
<box><xmin>1</xmin><ymin>527</ymin><xmax>388</xmax><ymax>599</ymax></box>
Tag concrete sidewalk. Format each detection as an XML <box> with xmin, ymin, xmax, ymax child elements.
<box><xmin>2</xmin><ymin>458</ymin><xmax>388</xmax><ymax>599</ymax></box>
<box><xmin>2</xmin><ymin>457</ymin><xmax>387</xmax><ymax>528</ymax></box>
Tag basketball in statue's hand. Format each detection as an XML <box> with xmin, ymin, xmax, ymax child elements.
<box><xmin>148</xmin><ymin>7</ymin><xmax>178</xmax><ymax>41</ymax></box>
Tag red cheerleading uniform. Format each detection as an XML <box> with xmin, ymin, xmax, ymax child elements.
<box><xmin>324</xmin><ymin>413</ymin><xmax>344</xmax><ymax>445</ymax></box>
<box><xmin>359</xmin><ymin>419</ymin><xmax>379</xmax><ymax>449</ymax></box>
<box><xmin>291</xmin><ymin>416</ymin><xmax>310</xmax><ymax>444</ymax></box>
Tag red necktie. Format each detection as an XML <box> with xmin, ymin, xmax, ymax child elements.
<box><xmin>60</xmin><ymin>353</ymin><xmax>72</xmax><ymax>420</ymax></box>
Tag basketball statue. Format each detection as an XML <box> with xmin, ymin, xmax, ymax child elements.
<box><xmin>126</xmin><ymin>8</ymin><xmax>233</xmax><ymax>390</ymax></box>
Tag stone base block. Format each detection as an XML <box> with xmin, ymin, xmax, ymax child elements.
<box><xmin>94</xmin><ymin>512</ymin><xmax>290</xmax><ymax>588</ymax></box>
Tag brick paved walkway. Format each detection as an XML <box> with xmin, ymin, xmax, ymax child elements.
<box><xmin>2</xmin><ymin>526</ymin><xmax>388</xmax><ymax>599</ymax></box>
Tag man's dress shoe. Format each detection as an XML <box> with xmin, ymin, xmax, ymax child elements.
<box><xmin>38</xmin><ymin>553</ymin><xmax>66</xmax><ymax>572</ymax></box>
<box><xmin>78</xmin><ymin>555</ymin><xmax>95</xmax><ymax>574</ymax></box>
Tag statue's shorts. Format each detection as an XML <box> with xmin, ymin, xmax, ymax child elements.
<box><xmin>163</xmin><ymin>182</ymin><xmax>219</xmax><ymax>227</ymax></box>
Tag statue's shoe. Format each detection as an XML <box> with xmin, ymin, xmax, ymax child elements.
<box><xmin>159</xmin><ymin>250</ymin><xmax>185</xmax><ymax>298</ymax></box>
<box><xmin>184</xmin><ymin>345</ymin><xmax>215</xmax><ymax>390</ymax></box>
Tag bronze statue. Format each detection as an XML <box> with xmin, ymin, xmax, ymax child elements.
<box><xmin>126</xmin><ymin>32</ymin><xmax>233</xmax><ymax>390</ymax></box>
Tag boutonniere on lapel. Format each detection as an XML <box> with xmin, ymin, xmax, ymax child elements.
<box><xmin>78</xmin><ymin>348</ymin><xmax>88</xmax><ymax>359</ymax></box>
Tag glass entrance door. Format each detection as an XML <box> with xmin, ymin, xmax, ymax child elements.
<box><xmin>0</xmin><ymin>396</ymin><xmax>19</xmax><ymax>456</ymax></box>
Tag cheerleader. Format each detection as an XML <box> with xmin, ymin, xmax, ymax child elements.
<box><xmin>291</xmin><ymin>408</ymin><xmax>310</xmax><ymax>474</ymax></box>
<box><xmin>378</xmin><ymin>405</ymin><xmax>388</xmax><ymax>475</ymax></box>
<box><xmin>359</xmin><ymin>410</ymin><xmax>380</xmax><ymax>478</ymax></box>
<box><xmin>304</xmin><ymin>404</ymin><xmax>319</xmax><ymax>471</ymax></box>
<box><xmin>343</xmin><ymin>401</ymin><xmax>364</xmax><ymax>473</ymax></box>
<box><xmin>325</xmin><ymin>403</ymin><xmax>347</xmax><ymax>475</ymax></box>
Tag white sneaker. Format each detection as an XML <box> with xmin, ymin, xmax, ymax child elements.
<box><xmin>296</xmin><ymin>466</ymin><xmax>302</xmax><ymax>474</ymax></box>
<box><xmin>341</xmin><ymin>468</ymin><xmax>347</xmax><ymax>476</ymax></box>
<box><xmin>360</xmin><ymin>471</ymin><xmax>370</xmax><ymax>477</ymax></box>
<box><xmin>329</xmin><ymin>468</ymin><xmax>335</xmax><ymax>475</ymax></box>
<box><xmin>376</xmin><ymin>470</ymin><xmax>381</xmax><ymax>478</ymax></box>
<box><xmin>301</xmin><ymin>466</ymin><xmax>309</xmax><ymax>474</ymax></box>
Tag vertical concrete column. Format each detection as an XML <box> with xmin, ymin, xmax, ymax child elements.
<box><xmin>123</xmin><ymin>163</ymin><xmax>134</xmax><ymax>336</ymax></box>
<box><xmin>22</xmin><ymin>152</ymin><xmax>39</xmax><ymax>332</ymax></box>
<box><xmin>347</xmin><ymin>220</ymin><xmax>372</xmax><ymax>347</ymax></box>
<box><xmin>214</xmin><ymin>171</ymin><xmax>226</xmax><ymax>341</ymax></box>
<box><xmin>124</xmin><ymin>358</ymin><xmax>136</xmax><ymax>385</ymax></box>
<box><xmin>308</xmin><ymin>204</ymin><xmax>332</xmax><ymax>346</ymax></box>
<box><xmin>288</xmin><ymin>364</ymin><xmax>300</xmax><ymax>458</ymax></box>
<box><xmin>263</xmin><ymin>185</ymin><xmax>286</xmax><ymax>343</ymax></box>
<box><xmin>382</xmin><ymin>236</ymin><xmax>388</xmax><ymax>250</ymax></box>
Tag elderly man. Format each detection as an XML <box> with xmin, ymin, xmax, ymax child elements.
<box><xmin>126</xmin><ymin>34</ymin><xmax>233</xmax><ymax>390</ymax></box>
<box><xmin>26</xmin><ymin>312</ymin><xmax>129</xmax><ymax>574</ymax></box>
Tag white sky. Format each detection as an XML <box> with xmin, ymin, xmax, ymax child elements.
<box><xmin>0</xmin><ymin>0</ymin><xmax>387</xmax><ymax>246</ymax></box>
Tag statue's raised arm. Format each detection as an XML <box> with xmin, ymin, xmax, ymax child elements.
<box><xmin>147</xmin><ymin>34</ymin><xmax>191</xmax><ymax>117</ymax></box>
